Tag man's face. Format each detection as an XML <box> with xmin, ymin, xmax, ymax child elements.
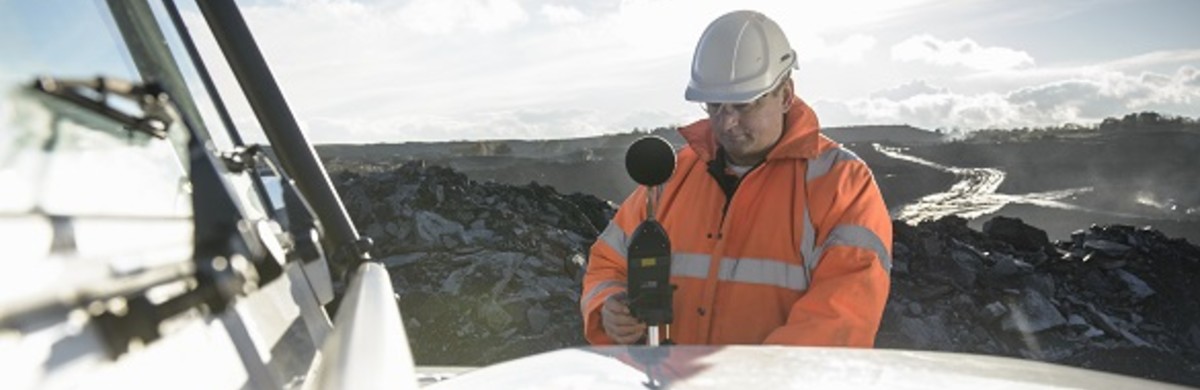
<box><xmin>706</xmin><ymin>80</ymin><xmax>792</xmax><ymax>166</ymax></box>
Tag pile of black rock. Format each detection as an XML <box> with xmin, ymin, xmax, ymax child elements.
<box><xmin>331</xmin><ymin>161</ymin><xmax>1200</xmax><ymax>387</ymax></box>
<box><xmin>881</xmin><ymin>216</ymin><xmax>1200</xmax><ymax>386</ymax></box>
<box><xmin>332</xmin><ymin>161</ymin><xmax>610</xmax><ymax>365</ymax></box>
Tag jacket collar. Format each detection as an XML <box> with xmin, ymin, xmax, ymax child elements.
<box><xmin>679</xmin><ymin>96</ymin><xmax>822</xmax><ymax>162</ymax></box>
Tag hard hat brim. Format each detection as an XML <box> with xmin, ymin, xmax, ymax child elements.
<box><xmin>684</xmin><ymin>59</ymin><xmax>796</xmax><ymax>103</ymax></box>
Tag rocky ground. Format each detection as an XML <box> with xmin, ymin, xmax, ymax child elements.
<box><xmin>331</xmin><ymin>161</ymin><xmax>1200</xmax><ymax>387</ymax></box>
<box><xmin>881</xmin><ymin>216</ymin><xmax>1200</xmax><ymax>386</ymax></box>
<box><xmin>332</xmin><ymin>161</ymin><xmax>609</xmax><ymax>365</ymax></box>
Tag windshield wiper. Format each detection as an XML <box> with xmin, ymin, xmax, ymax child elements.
<box><xmin>32</xmin><ymin>76</ymin><xmax>173</xmax><ymax>139</ymax></box>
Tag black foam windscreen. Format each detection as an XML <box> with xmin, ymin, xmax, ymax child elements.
<box><xmin>625</xmin><ymin>136</ymin><xmax>676</xmax><ymax>186</ymax></box>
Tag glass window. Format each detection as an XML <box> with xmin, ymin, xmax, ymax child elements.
<box><xmin>0</xmin><ymin>0</ymin><xmax>195</xmax><ymax>304</ymax></box>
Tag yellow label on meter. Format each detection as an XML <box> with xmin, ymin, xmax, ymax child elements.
<box><xmin>640</xmin><ymin>258</ymin><xmax>657</xmax><ymax>267</ymax></box>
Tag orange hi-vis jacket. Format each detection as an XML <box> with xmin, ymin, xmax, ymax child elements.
<box><xmin>581</xmin><ymin>98</ymin><xmax>892</xmax><ymax>346</ymax></box>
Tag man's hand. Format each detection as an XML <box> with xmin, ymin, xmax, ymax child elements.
<box><xmin>601</xmin><ymin>292</ymin><xmax>646</xmax><ymax>344</ymax></box>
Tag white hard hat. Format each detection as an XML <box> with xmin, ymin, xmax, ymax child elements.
<box><xmin>685</xmin><ymin>10</ymin><xmax>798</xmax><ymax>103</ymax></box>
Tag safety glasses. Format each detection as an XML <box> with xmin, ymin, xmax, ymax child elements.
<box><xmin>700</xmin><ymin>94</ymin><xmax>766</xmax><ymax>117</ymax></box>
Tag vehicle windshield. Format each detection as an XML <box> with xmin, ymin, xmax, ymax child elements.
<box><xmin>0</xmin><ymin>2</ymin><xmax>192</xmax><ymax>218</ymax></box>
<box><xmin>0</xmin><ymin>1</ymin><xmax>201</xmax><ymax>312</ymax></box>
<box><xmin>0</xmin><ymin>1</ymin><xmax>285</xmax><ymax>216</ymax></box>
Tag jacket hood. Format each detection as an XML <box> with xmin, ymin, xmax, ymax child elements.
<box><xmin>679</xmin><ymin>96</ymin><xmax>824</xmax><ymax>162</ymax></box>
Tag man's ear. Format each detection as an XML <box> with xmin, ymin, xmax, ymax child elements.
<box><xmin>780</xmin><ymin>79</ymin><xmax>794</xmax><ymax>107</ymax></box>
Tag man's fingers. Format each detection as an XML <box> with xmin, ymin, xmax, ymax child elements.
<box><xmin>620</xmin><ymin>323</ymin><xmax>648</xmax><ymax>335</ymax></box>
<box><xmin>603</xmin><ymin>295</ymin><xmax>631</xmax><ymax>314</ymax></box>
<box><xmin>608</xmin><ymin>323</ymin><xmax>647</xmax><ymax>344</ymax></box>
<box><xmin>613</xmin><ymin>333</ymin><xmax>642</xmax><ymax>344</ymax></box>
<box><xmin>601</xmin><ymin>294</ymin><xmax>647</xmax><ymax>344</ymax></box>
<box><xmin>605</xmin><ymin>312</ymin><xmax>641</xmax><ymax>327</ymax></box>
<box><xmin>606</xmin><ymin>319</ymin><xmax>645</xmax><ymax>334</ymax></box>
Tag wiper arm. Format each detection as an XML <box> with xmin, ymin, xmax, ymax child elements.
<box><xmin>32</xmin><ymin>76</ymin><xmax>173</xmax><ymax>139</ymax></box>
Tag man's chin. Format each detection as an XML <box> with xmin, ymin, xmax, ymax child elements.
<box><xmin>723</xmin><ymin>149</ymin><xmax>754</xmax><ymax>163</ymax></box>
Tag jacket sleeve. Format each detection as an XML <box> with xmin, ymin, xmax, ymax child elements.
<box><xmin>581</xmin><ymin>187</ymin><xmax>648</xmax><ymax>344</ymax></box>
<box><xmin>763</xmin><ymin>157</ymin><xmax>892</xmax><ymax>347</ymax></box>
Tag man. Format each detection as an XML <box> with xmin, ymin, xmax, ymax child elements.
<box><xmin>580</xmin><ymin>10</ymin><xmax>892</xmax><ymax>347</ymax></box>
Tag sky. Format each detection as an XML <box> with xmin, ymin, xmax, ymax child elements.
<box><xmin>3</xmin><ymin>0</ymin><xmax>1199</xmax><ymax>143</ymax></box>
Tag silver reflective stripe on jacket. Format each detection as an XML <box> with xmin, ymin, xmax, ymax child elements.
<box><xmin>805</xmin><ymin>146</ymin><xmax>862</xmax><ymax>182</ymax></box>
<box><xmin>670</xmin><ymin>253</ymin><xmax>710</xmax><ymax>279</ymax></box>
<box><xmin>597</xmin><ymin>221</ymin><xmax>629</xmax><ymax>260</ymax></box>
<box><xmin>671</xmin><ymin>253</ymin><xmax>809</xmax><ymax>292</ymax></box>
<box><xmin>719</xmin><ymin>257</ymin><xmax>809</xmax><ymax>292</ymax></box>
<box><xmin>800</xmin><ymin>146</ymin><xmax>889</xmax><ymax>284</ymax></box>
<box><xmin>580</xmin><ymin>280</ymin><xmax>626</xmax><ymax>310</ymax></box>
<box><xmin>814</xmin><ymin>224</ymin><xmax>892</xmax><ymax>272</ymax></box>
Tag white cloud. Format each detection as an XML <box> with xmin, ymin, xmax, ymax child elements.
<box><xmin>1101</xmin><ymin>50</ymin><xmax>1200</xmax><ymax>71</ymax></box>
<box><xmin>832</xmin><ymin>35</ymin><xmax>878</xmax><ymax>63</ymax></box>
<box><xmin>0</xmin><ymin>88</ymin><xmax>10</xmax><ymax>134</ymax></box>
<box><xmin>794</xmin><ymin>34</ymin><xmax>878</xmax><ymax>64</ymax></box>
<box><xmin>1186</xmin><ymin>67</ymin><xmax>1200</xmax><ymax>87</ymax></box>
<box><xmin>1008</xmin><ymin>67</ymin><xmax>1200</xmax><ymax>114</ymax></box>
<box><xmin>870</xmin><ymin>80</ymin><xmax>948</xmax><ymax>100</ymax></box>
<box><xmin>175</xmin><ymin>0</ymin><xmax>1197</xmax><ymax>144</ymax></box>
<box><xmin>1004</xmin><ymin>80</ymin><xmax>1126</xmax><ymax>120</ymax></box>
<box><xmin>398</xmin><ymin>0</ymin><xmax>529</xmax><ymax>35</ymax></box>
<box><xmin>816</xmin><ymin>65</ymin><xmax>1200</xmax><ymax>131</ymax></box>
<box><xmin>189</xmin><ymin>0</ymin><xmax>705</xmax><ymax>143</ymax></box>
<box><xmin>963</xmin><ymin>49</ymin><xmax>1200</xmax><ymax>82</ymax></box>
<box><xmin>948</xmin><ymin>49</ymin><xmax>1200</xmax><ymax>101</ymax></box>
<box><xmin>766</xmin><ymin>0</ymin><xmax>937</xmax><ymax>34</ymax></box>
<box><xmin>817</xmin><ymin>92</ymin><xmax>1024</xmax><ymax>131</ymax></box>
<box><xmin>540</xmin><ymin>4</ymin><xmax>586</xmax><ymax>25</ymax></box>
<box><xmin>298</xmin><ymin>108</ymin><xmax>693</xmax><ymax>143</ymax></box>
<box><xmin>892</xmin><ymin>34</ymin><xmax>1035</xmax><ymax>71</ymax></box>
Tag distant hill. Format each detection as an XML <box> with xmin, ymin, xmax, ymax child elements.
<box><xmin>318</xmin><ymin>132</ymin><xmax>660</xmax><ymax>163</ymax></box>
<box><xmin>315</xmin><ymin>124</ymin><xmax>942</xmax><ymax>163</ymax></box>
<box><xmin>313</xmin><ymin>124</ymin><xmax>951</xmax><ymax>209</ymax></box>
<box><xmin>822</xmin><ymin>125</ymin><xmax>945</xmax><ymax>145</ymax></box>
